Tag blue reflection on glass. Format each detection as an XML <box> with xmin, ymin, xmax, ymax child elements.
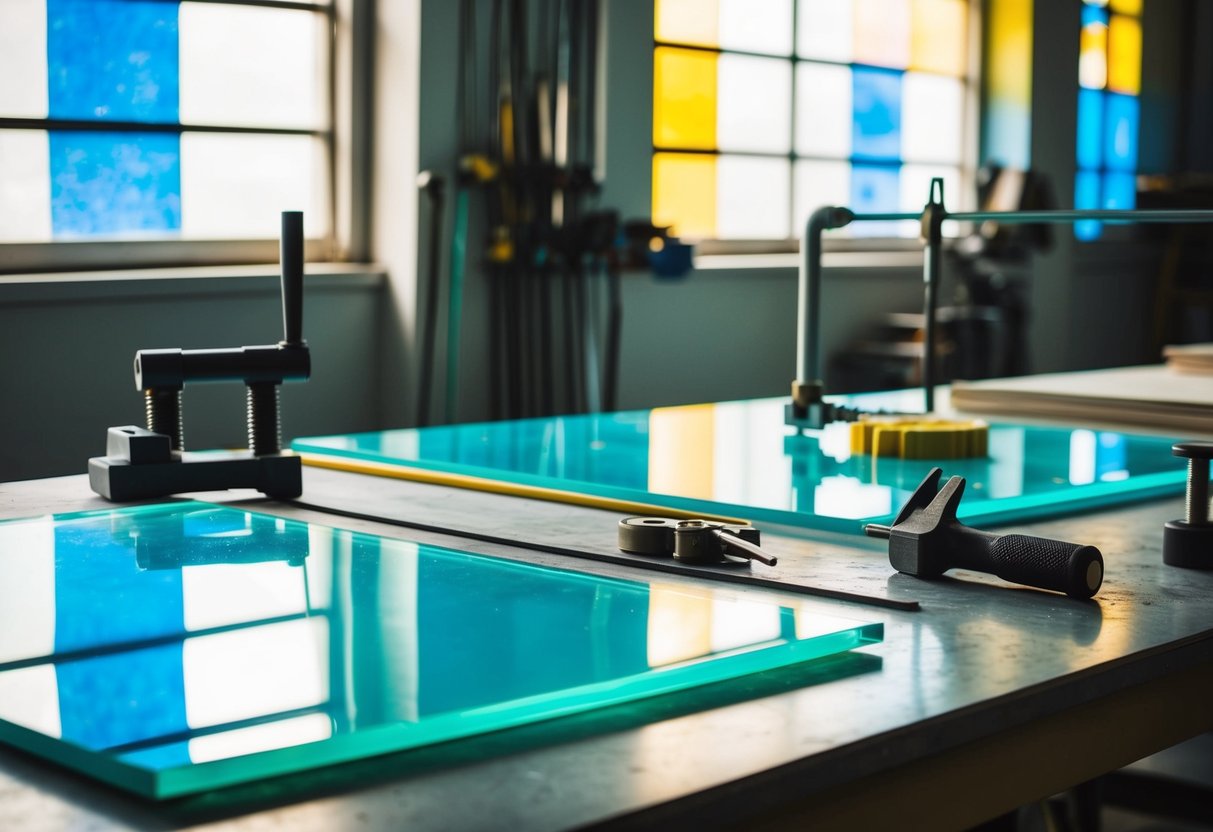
<box><xmin>852</xmin><ymin>67</ymin><xmax>902</xmax><ymax>161</ymax></box>
<box><xmin>1074</xmin><ymin>170</ymin><xmax>1102</xmax><ymax>241</ymax></box>
<box><xmin>1102</xmin><ymin>171</ymin><xmax>1136</xmax><ymax>211</ymax></box>
<box><xmin>1104</xmin><ymin>93</ymin><xmax>1139</xmax><ymax>172</ymax></box>
<box><xmin>47</xmin><ymin>0</ymin><xmax>179</xmax><ymax>123</ymax></box>
<box><xmin>1077</xmin><ymin>88</ymin><xmax>1104</xmax><ymax>170</ymax></box>
<box><xmin>1081</xmin><ymin>5</ymin><xmax>1109</xmax><ymax>27</ymax></box>
<box><xmin>1096</xmin><ymin>432</ymin><xmax>1129</xmax><ymax>481</ymax></box>
<box><xmin>49</xmin><ymin>132</ymin><xmax>182</xmax><ymax>235</ymax></box>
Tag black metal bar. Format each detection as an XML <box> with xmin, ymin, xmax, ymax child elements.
<box><xmin>280</xmin><ymin>211</ymin><xmax>305</xmax><ymax>346</ymax></box>
<box><xmin>921</xmin><ymin>180</ymin><xmax>944</xmax><ymax>413</ymax></box>
<box><xmin>0</xmin><ymin>117</ymin><xmax>323</xmax><ymax>137</ymax></box>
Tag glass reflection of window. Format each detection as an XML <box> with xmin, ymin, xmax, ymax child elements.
<box><xmin>1075</xmin><ymin>0</ymin><xmax>1143</xmax><ymax>241</ymax></box>
<box><xmin>814</xmin><ymin>475</ymin><xmax>893</xmax><ymax>519</ymax></box>
<box><xmin>652</xmin><ymin>0</ymin><xmax>972</xmax><ymax>241</ymax></box>
<box><xmin>647</xmin><ymin>585</ymin><xmax>783</xmax><ymax>668</ymax></box>
<box><xmin>0</xmin><ymin>516</ymin><xmax>61</xmax><ymax>736</ymax></box>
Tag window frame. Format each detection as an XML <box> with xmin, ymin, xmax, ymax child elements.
<box><xmin>648</xmin><ymin>0</ymin><xmax>983</xmax><ymax>252</ymax></box>
<box><xmin>0</xmin><ymin>0</ymin><xmax>368</xmax><ymax>275</ymax></box>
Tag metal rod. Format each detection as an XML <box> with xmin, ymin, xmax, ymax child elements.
<box><xmin>948</xmin><ymin>209</ymin><xmax>1213</xmax><ymax>224</ymax></box>
<box><xmin>849</xmin><ymin>212</ymin><xmax>921</xmax><ymax>222</ymax></box>
<box><xmin>922</xmin><ymin>179</ymin><xmax>944</xmax><ymax>414</ymax></box>
<box><xmin>864</xmin><ymin>523</ymin><xmax>892</xmax><ymax>539</ymax></box>
<box><xmin>280</xmin><ymin>211</ymin><xmax>305</xmax><ymax>346</ymax></box>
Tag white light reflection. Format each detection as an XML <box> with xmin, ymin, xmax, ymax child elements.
<box><xmin>0</xmin><ymin>666</ymin><xmax>61</xmax><ymax>738</ymax></box>
<box><xmin>1069</xmin><ymin>429</ymin><xmax>1097</xmax><ymax>486</ymax></box>
<box><xmin>0</xmin><ymin>516</ymin><xmax>56</xmax><ymax>663</ymax></box>
<box><xmin>647</xmin><ymin>584</ymin><xmax>782</xmax><ymax>668</ymax></box>
<box><xmin>183</xmin><ymin>617</ymin><xmax>329</xmax><ymax>729</ymax></box>
<box><xmin>814</xmin><ymin>476</ymin><xmax>893</xmax><ymax>519</ymax></box>
<box><xmin>189</xmin><ymin>712</ymin><xmax>332</xmax><ymax>763</ymax></box>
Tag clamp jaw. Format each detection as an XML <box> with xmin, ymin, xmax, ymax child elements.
<box><xmin>89</xmin><ymin>212</ymin><xmax>311</xmax><ymax>501</ymax></box>
<box><xmin>866</xmin><ymin>468</ymin><xmax>1104</xmax><ymax>599</ymax></box>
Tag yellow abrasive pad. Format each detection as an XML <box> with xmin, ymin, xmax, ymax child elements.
<box><xmin>849</xmin><ymin>416</ymin><xmax>989</xmax><ymax>459</ymax></box>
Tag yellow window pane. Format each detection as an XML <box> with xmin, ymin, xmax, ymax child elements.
<box><xmin>655</xmin><ymin>0</ymin><xmax>719</xmax><ymax>47</ymax></box>
<box><xmin>1107</xmin><ymin>14</ymin><xmax>1142</xmax><ymax>95</ymax></box>
<box><xmin>910</xmin><ymin>0</ymin><xmax>967</xmax><ymax>75</ymax></box>
<box><xmin>1079</xmin><ymin>21</ymin><xmax>1108</xmax><ymax>90</ymax></box>
<box><xmin>853</xmin><ymin>0</ymin><xmax>911</xmax><ymax>69</ymax></box>
<box><xmin>653</xmin><ymin>47</ymin><xmax>718</xmax><ymax>149</ymax></box>
<box><xmin>1109</xmin><ymin>0</ymin><xmax>1141</xmax><ymax>15</ymax></box>
<box><xmin>652</xmin><ymin>153</ymin><xmax>717</xmax><ymax>239</ymax></box>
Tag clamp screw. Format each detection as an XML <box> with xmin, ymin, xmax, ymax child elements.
<box><xmin>1173</xmin><ymin>442</ymin><xmax>1212</xmax><ymax>526</ymax></box>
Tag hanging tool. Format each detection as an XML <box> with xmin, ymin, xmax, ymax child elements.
<box><xmin>619</xmin><ymin>517</ymin><xmax>778</xmax><ymax>567</ymax></box>
<box><xmin>865</xmin><ymin>468</ymin><xmax>1104</xmax><ymax>599</ymax></box>
<box><xmin>416</xmin><ymin>171</ymin><xmax>445</xmax><ymax>427</ymax></box>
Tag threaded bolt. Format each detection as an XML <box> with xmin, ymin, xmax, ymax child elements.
<box><xmin>247</xmin><ymin>382</ymin><xmax>282</xmax><ymax>456</ymax></box>
<box><xmin>1173</xmin><ymin>442</ymin><xmax>1213</xmax><ymax>526</ymax></box>
<box><xmin>145</xmin><ymin>387</ymin><xmax>183</xmax><ymax>450</ymax></box>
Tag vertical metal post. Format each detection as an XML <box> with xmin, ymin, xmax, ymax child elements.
<box><xmin>921</xmin><ymin>178</ymin><xmax>945</xmax><ymax>414</ymax></box>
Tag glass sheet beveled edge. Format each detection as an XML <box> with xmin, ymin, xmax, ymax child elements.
<box><xmin>0</xmin><ymin>501</ymin><xmax>883</xmax><ymax>799</ymax></box>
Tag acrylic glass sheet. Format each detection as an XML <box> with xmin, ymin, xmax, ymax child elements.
<box><xmin>294</xmin><ymin>391</ymin><xmax>1191</xmax><ymax>534</ymax></box>
<box><xmin>0</xmin><ymin>503</ymin><xmax>880</xmax><ymax>797</ymax></box>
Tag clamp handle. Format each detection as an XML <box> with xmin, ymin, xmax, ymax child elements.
<box><xmin>975</xmin><ymin>533</ymin><xmax>1103</xmax><ymax>600</ymax></box>
<box><xmin>280</xmin><ymin>211</ymin><xmax>304</xmax><ymax>346</ymax></box>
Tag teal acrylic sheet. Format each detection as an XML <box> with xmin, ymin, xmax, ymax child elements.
<box><xmin>0</xmin><ymin>502</ymin><xmax>881</xmax><ymax>798</ymax></box>
<box><xmin>292</xmin><ymin>392</ymin><xmax>1188</xmax><ymax>534</ymax></box>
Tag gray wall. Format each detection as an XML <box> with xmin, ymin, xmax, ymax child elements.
<box><xmin>0</xmin><ymin>270</ymin><xmax>384</xmax><ymax>482</ymax></box>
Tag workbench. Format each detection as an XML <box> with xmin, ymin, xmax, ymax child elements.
<box><xmin>2</xmin><ymin>453</ymin><xmax>1211</xmax><ymax>831</ymax></box>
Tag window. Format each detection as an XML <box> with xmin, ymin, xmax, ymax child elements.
<box><xmin>651</xmin><ymin>0</ymin><xmax>974</xmax><ymax>242</ymax></box>
<box><xmin>0</xmin><ymin>0</ymin><xmax>333</xmax><ymax>269</ymax></box>
<box><xmin>1075</xmin><ymin>0</ymin><xmax>1142</xmax><ymax>240</ymax></box>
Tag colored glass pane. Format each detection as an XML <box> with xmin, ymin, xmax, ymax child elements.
<box><xmin>0</xmin><ymin>131</ymin><xmax>52</xmax><ymax>242</ymax></box>
<box><xmin>1109</xmin><ymin>0</ymin><xmax>1141</xmax><ymax>15</ymax></box>
<box><xmin>852</xmin><ymin>66</ymin><xmax>902</xmax><ymax>161</ymax></box>
<box><xmin>982</xmin><ymin>0</ymin><xmax>1032</xmax><ymax>169</ymax></box>
<box><xmin>0</xmin><ymin>0</ymin><xmax>49</xmax><ymax>118</ymax></box>
<box><xmin>902</xmin><ymin>73</ymin><xmax>963</xmax><ymax>163</ymax></box>
<box><xmin>718</xmin><ymin>0</ymin><xmax>793</xmax><ymax>56</ymax></box>
<box><xmin>179</xmin><ymin>3</ymin><xmax>325</xmax><ymax>129</ymax></box>
<box><xmin>717</xmin><ymin>155</ymin><xmax>791</xmax><ymax>239</ymax></box>
<box><xmin>794</xmin><ymin>159</ymin><xmax>850</xmax><ymax>231</ymax></box>
<box><xmin>652</xmin><ymin>153</ymin><xmax>717</xmax><ymax>239</ymax></box>
<box><xmin>797</xmin><ymin>0</ymin><xmax>853</xmax><ymax>63</ymax></box>
<box><xmin>1077</xmin><ymin>88</ymin><xmax>1104</xmax><ymax>170</ymax></box>
<box><xmin>1107</xmin><ymin>14</ymin><xmax>1142</xmax><ymax>95</ymax></box>
<box><xmin>1079</xmin><ymin>16</ymin><xmax>1108</xmax><ymax>90</ymax></box>
<box><xmin>1103</xmin><ymin>93</ymin><xmax>1139</xmax><ymax>173</ymax></box>
<box><xmin>180</xmin><ymin>133</ymin><xmax>327</xmax><ymax>239</ymax></box>
<box><xmin>795</xmin><ymin>63</ymin><xmax>852</xmax><ymax>157</ymax></box>
<box><xmin>852</xmin><ymin>0</ymin><xmax>911</xmax><ymax>69</ymax></box>
<box><xmin>653</xmin><ymin>47</ymin><xmax>717</xmax><ymax>150</ymax></box>
<box><xmin>654</xmin><ymin>0</ymin><xmax>719</xmax><ymax>47</ymax></box>
<box><xmin>910</xmin><ymin>0</ymin><xmax>967</xmax><ymax>76</ymax></box>
<box><xmin>47</xmin><ymin>0</ymin><xmax>180</xmax><ymax>123</ymax></box>
<box><xmin>1074</xmin><ymin>170</ymin><xmax>1101</xmax><ymax>240</ymax></box>
<box><xmin>717</xmin><ymin>55</ymin><xmax>792</xmax><ymax>153</ymax></box>
<box><xmin>49</xmin><ymin>132</ymin><xmax>181</xmax><ymax>236</ymax></box>
<box><xmin>850</xmin><ymin>163</ymin><xmax>900</xmax><ymax>236</ymax></box>
<box><xmin>1102</xmin><ymin>171</ymin><xmax>1136</xmax><ymax>211</ymax></box>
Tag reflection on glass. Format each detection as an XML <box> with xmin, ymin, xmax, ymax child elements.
<box><xmin>0</xmin><ymin>504</ymin><xmax>879</xmax><ymax>797</ymax></box>
<box><xmin>1106</xmin><ymin>13</ymin><xmax>1141</xmax><ymax>95</ymax></box>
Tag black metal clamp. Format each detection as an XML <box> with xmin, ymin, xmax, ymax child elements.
<box><xmin>88</xmin><ymin>212</ymin><xmax>311</xmax><ymax>501</ymax></box>
<box><xmin>618</xmin><ymin>517</ymin><xmax>777</xmax><ymax>567</ymax></box>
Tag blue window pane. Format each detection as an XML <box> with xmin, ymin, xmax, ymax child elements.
<box><xmin>50</xmin><ymin>132</ymin><xmax>182</xmax><ymax>236</ymax></box>
<box><xmin>852</xmin><ymin>67</ymin><xmax>902</xmax><ymax>161</ymax></box>
<box><xmin>1081</xmin><ymin>5</ymin><xmax>1109</xmax><ymax>27</ymax></box>
<box><xmin>1077</xmin><ymin>89</ymin><xmax>1104</xmax><ymax>170</ymax></box>
<box><xmin>1075</xmin><ymin>170</ymin><xmax>1102</xmax><ymax>240</ymax></box>
<box><xmin>851</xmin><ymin>163</ymin><xmax>900</xmax><ymax>235</ymax></box>
<box><xmin>48</xmin><ymin>0</ymin><xmax>179</xmax><ymax>122</ymax></box>
<box><xmin>1104</xmin><ymin>93</ymin><xmax>1139</xmax><ymax>172</ymax></box>
<box><xmin>1102</xmin><ymin>171</ymin><xmax>1136</xmax><ymax>210</ymax></box>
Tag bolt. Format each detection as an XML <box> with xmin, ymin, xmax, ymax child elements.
<box><xmin>1172</xmin><ymin>442</ymin><xmax>1213</xmax><ymax>526</ymax></box>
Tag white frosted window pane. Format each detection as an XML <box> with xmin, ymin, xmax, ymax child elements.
<box><xmin>0</xmin><ymin>0</ymin><xmax>48</xmax><ymax>117</ymax></box>
<box><xmin>902</xmin><ymin>73</ymin><xmax>964</xmax><ymax>163</ymax></box>
<box><xmin>0</xmin><ymin>130</ymin><xmax>51</xmax><ymax>242</ymax></box>
<box><xmin>719</xmin><ymin>0</ymin><xmax>794</xmax><ymax>55</ymax></box>
<box><xmin>795</xmin><ymin>63</ymin><xmax>852</xmax><ymax>157</ymax></box>
<box><xmin>717</xmin><ymin>155</ymin><xmax>790</xmax><ymax>239</ymax></box>
<box><xmin>179</xmin><ymin>3</ymin><xmax>325</xmax><ymax>129</ymax></box>
<box><xmin>794</xmin><ymin>160</ymin><xmax>850</xmax><ymax>234</ymax></box>
<box><xmin>180</xmin><ymin>133</ymin><xmax>327</xmax><ymax>239</ymax></box>
<box><xmin>798</xmin><ymin>0</ymin><xmax>853</xmax><ymax>62</ymax></box>
<box><xmin>900</xmin><ymin>164</ymin><xmax>962</xmax><ymax>236</ymax></box>
<box><xmin>717</xmin><ymin>55</ymin><xmax>792</xmax><ymax>153</ymax></box>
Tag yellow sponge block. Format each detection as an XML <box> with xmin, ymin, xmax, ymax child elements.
<box><xmin>849</xmin><ymin>416</ymin><xmax>989</xmax><ymax>459</ymax></box>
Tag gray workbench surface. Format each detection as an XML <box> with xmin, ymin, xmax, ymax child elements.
<box><xmin>1</xmin><ymin>469</ymin><xmax>1212</xmax><ymax>831</ymax></box>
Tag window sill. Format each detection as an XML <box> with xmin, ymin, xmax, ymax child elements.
<box><xmin>0</xmin><ymin>263</ymin><xmax>385</xmax><ymax>303</ymax></box>
<box><xmin>693</xmin><ymin>249</ymin><xmax>923</xmax><ymax>272</ymax></box>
